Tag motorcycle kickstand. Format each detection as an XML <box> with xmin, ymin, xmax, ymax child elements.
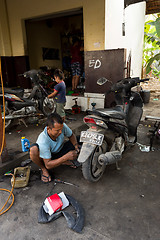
<box><xmin>18</xmin><ymin>118</ymin><xmax>28</xmax><ymax>127</ymax></box>
<box><xmin>116</xmin><ymin>161</ymin><xmax>121</xmax><ymax>170</ymax></box>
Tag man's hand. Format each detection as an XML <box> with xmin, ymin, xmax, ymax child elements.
<box><xmin>65</xmin><ymin>150</ymin><xmax>78</xmax><ymax>161</ymax></box>
<box><xmin>74</xmin><ymin>144</ymin><xmax>80</xmax><ymax>153</ymax></box>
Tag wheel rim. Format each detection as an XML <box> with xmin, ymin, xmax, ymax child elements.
<box><xmin>42</xmin><ymin>97</ymin><xmax>56</xmax><ymax>115</ymax></box>
<box><xmin>90</xmin><ymin>141</ymin><xmax>107</xmax><ymax>179</ymax></box>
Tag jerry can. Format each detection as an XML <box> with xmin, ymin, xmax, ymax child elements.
<box><xmin>21</xmin><ymin>137</ymin><xmax>30</xmax><ymax>152</ymax></box>
<box><xmin>11</xmin><ymin>166</ymin><xmax>31</xmax><ymax>188</ymax></box>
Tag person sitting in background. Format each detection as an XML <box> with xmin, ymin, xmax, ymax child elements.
<box><xmin>48</xmin><ymin>69</ymin><xmax>66</xmax><ymax>122</ymax></box>
<box><xmin>30</xmin><ymin>113</ymin><xmax>80</xmax><ymax>183</ymax></box>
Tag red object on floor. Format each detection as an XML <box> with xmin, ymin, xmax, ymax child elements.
<box><xmin>46</xmin><ymin>193</ymin><xmax>63</xmax><ymax>213</ymax></box>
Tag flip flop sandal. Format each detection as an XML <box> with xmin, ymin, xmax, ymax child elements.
<box><xmin>41</xmin><ymin>174</ymin><xmax>52</xmax><ymax>184</ymax></box>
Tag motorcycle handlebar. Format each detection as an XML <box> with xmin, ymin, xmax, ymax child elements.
<box><xmin>111</xmin><ymin>77</ymin><xmax>149</xmax><ymax>93</ymax></box>
<box><xmin>139</xmin><ymin>78</ymin><xmax>149</xmax><ymax>83</ymax></box>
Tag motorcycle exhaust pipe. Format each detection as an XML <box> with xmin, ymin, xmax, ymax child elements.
<box><xmin>98</xmin><ymin>151</ymin><xmax>122</xmax><ymax>165</ymax></box>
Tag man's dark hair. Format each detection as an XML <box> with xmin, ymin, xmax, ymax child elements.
<box><xmin>46</xmin><ymin>113</ymin><xmax>63</xmax><ymax>128</ymax></box>
<box><xmin>54</xmin><ymin>69</ymin><xmax>64</xmax><ymax>80</ymax></box>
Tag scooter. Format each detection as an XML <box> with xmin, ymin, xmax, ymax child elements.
<box><xmin>0</xmin><ymin>69</ymin><xmax>56</xmax><ymax>129</ymax></box>
<box><xmin>77</xmin><ymin>77</ymin><xmax>149</xmax><ymax>182</ymax></box>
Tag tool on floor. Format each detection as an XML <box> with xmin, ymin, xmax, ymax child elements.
<box><xmin>54</xmin><ymin>178</ymin><xmax>79</xmax><ymax>187</ymax></box>
<box><xmin>21</xmin><ymin>158</ymin><xmax>32</xmax><ymax>167</ymax></box>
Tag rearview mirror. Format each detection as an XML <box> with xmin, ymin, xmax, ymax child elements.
<box><xmin>97</xmin><ymin>77</ymin><xmax>109</xmax><ymax>86</ymax></box>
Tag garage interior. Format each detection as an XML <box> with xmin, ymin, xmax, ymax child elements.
<box><xmin>25</xmin><ymin>8</ymin><xmax>84</xmax><ymax>92</ymax></box>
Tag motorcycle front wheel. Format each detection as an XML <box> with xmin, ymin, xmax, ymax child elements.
<box><xmin>82</xmin><ymin>140</ymin><xmax>107</xmax><ymax>182</ymax></box>
<box><xmin>41</xmin><ymin>97</ymin><xmax>56</xmax><ymax>116</ymax></box>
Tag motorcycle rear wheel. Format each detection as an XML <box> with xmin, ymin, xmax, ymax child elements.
<box><xmin>82</xmin><ymin>140</ymin><xmax>107</xmax><ymax>182</ymax></box>
<box><xmin>41</xmin><ymin>97</ymin><xmax>56</xmax><ymax>116</ymax></box>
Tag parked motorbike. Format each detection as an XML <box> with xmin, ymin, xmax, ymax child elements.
<box><xmin>77</xmin><ymin>77</ymin><xmax>149</xmax><ymax>182</ymax></box>
<box><xmin>0</xmin><ymin>69</ymin><xmax>56</xmax><ymax>129</ymax></box>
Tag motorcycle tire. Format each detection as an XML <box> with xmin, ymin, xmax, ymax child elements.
<box><xmin>82</xmin><ymin>140</ymin><xmax>107</xmax><ymax>182</ymax></box>
<box><xmin>40</xmin><ymin>97</ymin><xmax>56</xmax><ymax>116</ymax></box>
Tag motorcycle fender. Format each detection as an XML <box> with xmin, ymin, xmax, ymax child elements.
<box><xmin>77</xmin><ymin>142</ymin><xmax>97</xmax><ymax>163</ymax></box>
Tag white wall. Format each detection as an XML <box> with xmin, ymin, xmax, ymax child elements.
<box><xmin>105</xmin><ymin>0</ymin><xmax>146</xmax><ymax>78</ymax></box>
<box><xmin>65</xmin><ymin>93</ymin><xmax>105</xmax><ymax>111</ymax></box>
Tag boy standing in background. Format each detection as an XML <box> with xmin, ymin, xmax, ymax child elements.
<box><xmin>48</xmin><ymin>69</ymin><xmax>66</xmax><ymax>122</ymax></box>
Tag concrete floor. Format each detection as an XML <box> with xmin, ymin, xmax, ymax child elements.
<box><xmin>0</xmin><ymin>103</ymin><xmax>160</xmax><ymax>240</ymax></box>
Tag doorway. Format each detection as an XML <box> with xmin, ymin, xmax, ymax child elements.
<box><xmin>25</xmin><ymin>8</ymin><xmax>84</xmax><ymax>91</ymax></box>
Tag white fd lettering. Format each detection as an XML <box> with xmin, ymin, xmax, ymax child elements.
<box><xmin>94</xmin><ymin>59</ymin><xmax>101</xmax><ymax>69</ymax></box>
<box><xmin>89</xmin><ymin>60</ymin><xmax>95</xmax><ymax>68</ymax></box>
<box><xmin>89</xmin><ymin>59</ymin><xmax>101</xmax><ymax>69</ymax></box>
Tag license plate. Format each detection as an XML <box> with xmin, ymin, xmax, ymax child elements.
<box><xmin>80</xmin><ymin>131</ymin><xmax>104</xmax><ymax>146</ymax></box>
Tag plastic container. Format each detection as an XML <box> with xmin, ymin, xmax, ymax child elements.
<box><xmin>11</xmin><ymin>166</ymin><xmax>31</xmax><ymax>188</ymax></box>
<box><xmin>21</xmin><ymin>137</ymin><xmax>30</xmax><ymax>152</ymax></box>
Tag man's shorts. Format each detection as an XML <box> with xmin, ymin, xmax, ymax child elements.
<box><xmin>30</xmin><ymin>137</ymin><xmax>81</xmax><ymax>160</ymax></box>
<box><xmin>71</xmin><ymin>62</ymin><xmax>81</xmax><ymax>76</ymax></box>
<box><xmin>56</xmin><ymin>102</ymin><xmax>66</xmax><ymax>117</ymax></box>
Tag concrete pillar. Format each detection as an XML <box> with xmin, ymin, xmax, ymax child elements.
<box><xmin>105</xmin><ymin>0</ymin><xmax>146</xmax><ymax>78</ymax></box>
<box><xmin>105</xmin><ymin>0</ymin><xmax>124</xmax><ymax>49</ymax></box>
<box><xmin>125</xmin><ymin>2</ymin><xmax>146</xmax><ymax>77</ymax></box>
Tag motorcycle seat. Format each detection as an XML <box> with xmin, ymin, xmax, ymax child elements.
<box><xmin>11</xmin><ymin>98</ymin><xmax>35</xmax><ymax>110</ymax></box>
<box><xmin>94</xmin><ymin>106</ymin><xmax>126</xmax><ymax>120</ymax></box>
<box><xmin>0</xmin><ymin>87</ymin><xmax>24</xmax><ymax>97</ymax></box>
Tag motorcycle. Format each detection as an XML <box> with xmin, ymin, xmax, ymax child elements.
<box><xmin>0</xmin><ymin>69</ymin><xmax>56</xmax><ymax>129</ymax></box>
<box><xmin>77</xmin><ymin>77</ymin><xmax>149</xmax><ymax>182</ymax></box>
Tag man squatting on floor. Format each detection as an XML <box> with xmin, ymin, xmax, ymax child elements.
<box><xmin>29</xmin><ymin>113</ymin><xmax>80</xmax><ymax>183</ymax></box>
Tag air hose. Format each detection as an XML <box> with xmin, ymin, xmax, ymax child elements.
<box><xmin>0</xmin><ymin>57</ymin><xmax>15</xmax><ymax>215</ymax></box>
<box><xmin>0</xmin><ymin>173</ymin><xmax>15</xmax><ymax>215</ymax></box>
<box><xmin>0</xmin><ymin>56</ymin><xmax>5</xmax><ymax>156</ymax></box>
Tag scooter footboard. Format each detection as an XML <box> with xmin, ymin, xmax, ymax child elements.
<box><xmin>77</xmin><ymin>142</ymin><xmax>96</xmax><ymax>163</ymax></box>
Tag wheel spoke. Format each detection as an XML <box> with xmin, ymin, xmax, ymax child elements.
<box><xmin>93</xmin><ymin>167</ymin><xmax>103</xmax><ymax>176</ymax></box>
<box><xmin>92</xmin><ymin>150</ymin><xmax>103</xmax><ymax>177</ymax></box>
